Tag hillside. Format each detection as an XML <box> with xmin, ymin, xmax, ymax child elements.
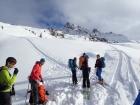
<box><xmin>0</xmin><ymin>22</ymin><xmax>140</xmax><ymax>105</ymax></box>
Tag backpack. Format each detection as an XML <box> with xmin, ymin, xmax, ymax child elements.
<box><xmin>68</xmin><ymin>59</ymin><xmax>74</xmax><ymax>68</ymax></box>
<box><xmin>79</xmin><ymin>56</ymin><xmax>84</xmax><ymax>69</ymax></box>
<box><xmin>100</xmin><ymin>57</ymin><xmax>105</xmax><ymax>68</ymax></box>
<box><xmin>38</xmin><ymin>84</ymin><xmax>48</xmax><ymax>104</ymax></box>
<box><xmin>0</xmin><ymin>67</ymin><xmax>8</xmax><ymax>91</ymax></box>
<box><xmin>29</xmin><ymin>84</ymin><xmax>48</xmax><ymax>104</ymax></box>
<box><xmin>79</xmin><ymin>56</ymin><xmax>88</xmax><ymax>70</ymax></box>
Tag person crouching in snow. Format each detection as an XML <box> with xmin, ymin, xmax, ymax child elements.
<box><xmin>29</xmin><ymin>58</ymin><xmax>45</xmax><ymax>105</ymax></box>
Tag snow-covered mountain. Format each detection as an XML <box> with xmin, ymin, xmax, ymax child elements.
<box><xmin>0</xmin><ymin>22</ymin><xmax>140</xmax><ymax>105</ymax></box>
<box><xmin>0</xmin><ymin>22</ymin><xmax>129</xmax><ymax>43</ymax></box>
<box><xmin>62</xmin><ymin>22</ymin><xmax>130</xmax><ymax>43</ymax></box>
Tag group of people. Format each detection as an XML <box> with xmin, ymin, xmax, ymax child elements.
<box><xmin>0</xmin><ymin>53</ymin><xmax>105</xmax><ymax>105</ymax></box>
<box><xmin>0</xmin><ymin>57</ymin><xmax>46</xmax><ymax>105</ymax></box>
<box><xmin>69</xmin><ymin>53</ymin><xmax>105</xmax><ymax>88</ymax></box>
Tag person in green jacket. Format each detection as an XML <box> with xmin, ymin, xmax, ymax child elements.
<box><xmin>0</xmin><ymin>57</ymin><xmax>19</xmax><ymax>105</ymax></box>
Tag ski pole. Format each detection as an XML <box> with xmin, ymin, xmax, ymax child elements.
<box><xmin>25</xmin><ymin>82</ymin><xmax>30</xmax><ymax>105</ymax></box>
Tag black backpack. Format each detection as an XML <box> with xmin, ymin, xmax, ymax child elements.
<box><xmin>100</xmin><ymin>57</ymin><xmax>105</xmax><ymax>68</ymax></box>
<box><xmin>0</xmin><ymin>67</ymin><xmax>8</xmax><ymax>91</ymax></box>
<box><xmin>0</xmin><ymin>67</ymin><xmax>15</xmax><ymax>95</ymax></box>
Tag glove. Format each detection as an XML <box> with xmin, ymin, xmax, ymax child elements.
<box><xmin>41</xmin><ymin>79</ymin><xmax>44</xmax><ymax>82</ymax></box>
<box><xmin>46</xmin><ymin>90</ymin><xmax>49</xmax><ymax>95</ymax></box>
<box><xmin>13</xmin><ymin>68</ymin><xmax>19</xmax><ymax>75</ymax></box>
<box><xmin>41</xmin><ymin>79</ymin><xmax>45</xmax><ymax>84</ymax></box>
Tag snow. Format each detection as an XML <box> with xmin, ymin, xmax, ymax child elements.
<box><xmin>0</xmin><ymin>22</ymin><xmax>140</xmax><ymax>105</ymax></box>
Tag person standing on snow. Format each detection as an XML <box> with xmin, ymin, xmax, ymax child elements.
<box><xmin>95</xmin><ymin>54</ymin><xmax>103</xmax><ymax>84</ymax></box>
<box><xmin>0</xmin><ymin>57</ymin><xmax>19</xmax><ymax>105</ymax></box>
<box><xmin>29</xmin><ymin>58</ymin><xmax>45</xmax><ymax>105</ymax></box>
<box><xmin>71</xmin><ymin>57</ymin><xmax>78</xmax><ymax>85</ymax></box>
<box><xmin>79</xmin><ymin>53</ymin><xmax>90</xmax><ymax>88</ymax></box>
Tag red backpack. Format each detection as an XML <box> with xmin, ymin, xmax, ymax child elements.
<box><xmin>79</xmin><ymin>56</ymin><xmax>88</xmax><ymax>70</ymax></box>
<box><xmin>29</xmin><ymin>84</ymin><xmax>48</xmax><ymax>104</ymax></box>
<box><xmin>38</xmin><ymin>84</ymin><xmax>48</xmax><ymax>104</ymax></box>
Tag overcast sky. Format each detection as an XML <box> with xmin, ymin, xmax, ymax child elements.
<box><xmin>0</xmin><ymin>0</ymin><xmax>140</xmax><ymax>40</ymax></box>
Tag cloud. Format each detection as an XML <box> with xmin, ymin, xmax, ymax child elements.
<box><xmin>50</xmin><ymin>0</ymin><xmax>140</xmax><ymax>39</ymax></box>
<box><xmin>0</xmin><ymin>0</ymin><xmax>140</xmax><ymax>39</ymax></box>
<box><xmin>0</xmin><ymin>0</ymin><xmax>39</xmax><ymax>26</ymax></box>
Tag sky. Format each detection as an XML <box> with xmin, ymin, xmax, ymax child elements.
<box><xmin>0</xmin><ymin>0</ymin><xmax>140</xmax><ymax>40</ymax></box>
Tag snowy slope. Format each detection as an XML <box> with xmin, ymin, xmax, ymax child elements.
<box><xmin>0</xmin><ymin>22</ymin><xmax>54</xmax><ymax>38</ymax></box>
<box><xmin>0</xmin><ymin>22</ymin><xmax>140</xmax><ymax>105</ymax></box>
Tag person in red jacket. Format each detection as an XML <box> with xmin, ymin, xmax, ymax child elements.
<box><xmin>29</xmin><ymin>58</ymin><xmax>45</xmax><ymax>105</ymax></box>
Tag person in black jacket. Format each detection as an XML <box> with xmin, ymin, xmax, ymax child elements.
<box><xmin>71</xmin><ymin>57</ymin><xmax>78</xmax><ymax>85</ymax></box>
<box><xmin>80</xmin><ymin>53</ymin><xmax>90</xmax><ymax>88</ymax></box>
<box><xmin>95</xmin><ymin>54</ymin><xmax>103</xmax><ymax>84</ymax></box>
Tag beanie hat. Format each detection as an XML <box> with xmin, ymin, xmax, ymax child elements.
<box><xmin>40</xmin><ymin>58</ymin><xmax>45</xmax><ymax>63</ymax></box>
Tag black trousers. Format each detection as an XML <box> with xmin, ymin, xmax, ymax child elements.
<box><xmin>71</xmin><ymin>69</ymin><xmax>77</xmax><ymax>84</ymax></box>
<box><xmin>0</xmin><ymin>92</ymin><xmax>11</xmax><ymax>105</ymax></box>
<box><xmin>82</xmin><ymin>68</ymin><xmax>90</xmax><ymax>88</ymax></box>
<box><xmin>29</xmin><ymin>80</ymin><xmax>39</xmax><ymax>105</ymax></box>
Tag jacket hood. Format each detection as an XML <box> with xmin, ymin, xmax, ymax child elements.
<box><xmin>1</xmin><ymin>66</ymin><xmax>8</xmax><ymax>71</ymax></box>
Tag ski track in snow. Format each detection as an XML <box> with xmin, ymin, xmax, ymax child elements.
<box><xmin>104</xmin><ymin>46</ymin><xmax>140</xmax><ymax>105</ymax></box>
<box><xmin>24</xmin><ymin>37</ymin><xmax>69</xmax><ymax>70</ymax></box>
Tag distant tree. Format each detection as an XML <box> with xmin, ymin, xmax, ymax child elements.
<box><xmin>39</xmin><ymin>33</ymin><xmax>42</xmax><ymax>38</ymax></box>
<box><xmin>1</xmin><ymin>26</ymin><xmax>3</xmax><ymax>30</ymax></box>
<box><xmin>109</xmin><ymin>32</ymin><xmax>113</xmax><ymax>34</ymax></box>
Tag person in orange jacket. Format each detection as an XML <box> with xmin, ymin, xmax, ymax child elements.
<box><xmin>29</xmin><ymin>58</ymin><xmax>45</xmax><ymax>105</ymax></box>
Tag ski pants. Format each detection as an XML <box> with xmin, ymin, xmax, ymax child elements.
<box><xmin>82</xmin><ymin>68</ymin><xmax>90</xmax><ymax>88</ymax></box>
<box><xmin>0</xmin><ymin>92</ymin><xmax>11</xmax><ymax>105</ymax></box>
<box><xmin>71</xmin><ymin>69</ymin><xmax>77</xmax><ymax>84</ymax></box>
<box><xmin>96</xmin><ymin>68</ymin><xmax>102</xmax><ymax>81</ymax></box>
<box><xmin>30</xmin><ymin>80</ymin><xmax>39</xmax><ymax>105</ymax></box>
